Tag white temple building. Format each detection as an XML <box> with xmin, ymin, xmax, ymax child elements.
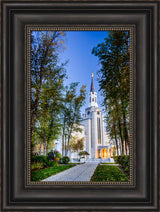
<box><xmin>70</xmin><ymin>73</ymin><xmax>115</xmax><ymax>162</ymax></box>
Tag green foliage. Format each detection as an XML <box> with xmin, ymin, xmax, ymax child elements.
<box><xmin>31</xmin><ymin>162</ymin><xmax>43</xmax><ymax>170</ymax></box>
<box><xmin>70</xmin><ymin>136</ymin><xmax>84</xmax><ymax>154</ymax></box>
<box><xmin>31</xmin><ymin>164</ymin><xmax>74</xmax><ymax>181</ymax></box>
<box><xmin>56</xmin><ymin>152</ymin><xmax>62</xmax><ymax>159</ymax></box>
<box><xmin>92</xmin><ymin>31</ymin><xmax>130</xmax><ymax>155</ymax></box>
<box><xmin>62</xmin><ymin>156</ymin><xmax>70</xmax><ymax>164</ymax></box>
<box><xmin>31</xmin><ymin>31</ymin><xmax>86</xmax><ymax>158</ymax></box>
<box><xmin>31</xmin><ymin>155</ymin><xmax>48</xmax><ymax>163</ymax></box>
<box><xmin>54</xmin><ymin>157</ymin><xmax>60</xmax><ymax>163</ymax></box>
<box><xmin>90</xmin><ymin>165</ymin><xmax>129</xmax><ymax>182</ymax></box>
<box><xmin>101</xmin><ymin>163</ymin><xmax>115</xmax><ymax>164</ymax></box>
<box><xmin>79</xmin><ymin>151</ymin><xmax>89</xmax><ymax>156</ymax></box>
<box><xmin>61</xmin><ymin>83</ymin><xmax>86</xmax><ymax>156</ymax></box>
<box><xmin>31</xmin><ymin>155</ymin><xmax>58</xmax><ymax>168</ymax></box>
<box><xmin>113</xmin><ymin>155</ymin><xmax>129</xmax><ymax>170</ymax></box>
<box><xmin>31</xmin><ymin>31</ymin><xmax>67</xmax><ymax>150</ymax></box>
<box><xmin>47</xmin><ymin>150</ymin><xmax>61</xmax><ymax>163</ymax></box>
<box><xmin>47</xmin><ymin>150</ymin><xmax>55</xmax><ymax>161</ymax></box>
<box><xmin>125</xmin><ymin>167</ymin><xmax>129</xmax><ymax>172</ymax></box>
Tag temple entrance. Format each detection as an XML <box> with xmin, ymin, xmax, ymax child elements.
<box><xmin>102</xmin><ymin>148</ymin><xmax>107</xmax><ymax>159</ymax></box>
<box><xmin>98</xmin><ymin>148</ymin><xmax>108</xmax><ymax>159</ymax></box>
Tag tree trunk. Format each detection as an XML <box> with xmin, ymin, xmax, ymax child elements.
<box><xmin>65</xmin><ymin>135</ymin><xmax>67</xmax><ymax>156</ymax></box>
<box><xmin>113</xmin><ymin>123</ymin><xmax>119</xmax><ymax>156</ymax></box>
<box><xmin>118</xmin><ymin>119</ymin><xmax>124</xmax><ymax>155</ymax></box>
<box><xmin>46</xmin><ymin>140</ymin><xmax>49</xmax><ymax>154</ymax></box>
<box><xmin>115</xmin><ymin>101</ymin><xmax>124</xmax><ymax>155</ymax></box>
<box><xmin>31</xmin><ymin>72</ymin><xmax>43</xmax><ymax>140</ymax></box>
<box><xmin>43</xmin><ymin>131</ymin><xmax>46</xmax><ymax>155</ymax></box>
<box><xmin>121</xmin><ymin>99</ymin><xmax>129</xmax><ymax>155</ymax></box>
<box><xmin>115</xmin><ymin>133</ymin><xmax>119</xmax><ymax>156</ymax></box>
<box><xmin>66</xmin><ymin>136</ymin><xmax>70</xmax><ymax>157</ymax></box>
<box><xmin>118</xmin><ymin>140</ymin><xmax>121</xmax><ymax>155</ymax></box>
<box><xmin>62</xmin><ymin>133</ymin><xmax>65</xmax><ymax>157</ymax></box>
<box><xmin>66</xmin><ymin>127</ymin><xmax>72</xmax><ymax>157</ymax></box>
<box><xmin>62</xmin><ymin>114</ymin><xmax>66</xmax><ymax>157</ymax></box>
<box><xmin>39</xmin><ymin>141</ymin><xmax>42</xmax><ymax>155</ymax></box>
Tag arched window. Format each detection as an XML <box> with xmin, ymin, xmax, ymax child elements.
<box><xmin>92</xmin><ymin>98</ymin><xmax>94</xmax><ymax>102</ymax></box>
<box><xmin>90</xmin><ymin>97</ymin><xmax>91</xmax><ymax>102</ymax></box>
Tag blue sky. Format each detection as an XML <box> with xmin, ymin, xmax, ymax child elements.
<box><xmin>59</xmin><ymin>31</ymin><xmax>109</xmax><ymax>114</ymax></box>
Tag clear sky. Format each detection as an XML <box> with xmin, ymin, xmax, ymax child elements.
<box><xmin>59</xmin><ymin>31</ymin><xmax>109</xmax><ymax>114</ymax></box>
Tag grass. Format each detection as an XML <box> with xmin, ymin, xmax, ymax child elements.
<box><xmin>101</xmin><ymin>162</ymin><xmax>115</xmax><ymax>164</ymax></box>
<box><xmin>31</xmin><ymin>164</ymin><xmax>75</xmax><ymax>181</ymax></box>
<box><xmin>31</xmin><ymin>162</ymin><xmax>43</xmax><ymax>170</ymax></box>
<box><xmin>90</xmin><ymin>165</ymin><xmax>129</xmax><ymax>182</ymax></box>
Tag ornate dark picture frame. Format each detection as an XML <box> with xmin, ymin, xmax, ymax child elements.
<box><xmin>1</xmin><ymin>1</ymin><xmax>159</xmax><ymax>211</ymax></box>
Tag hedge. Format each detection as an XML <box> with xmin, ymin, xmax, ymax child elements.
<box><xmin>113</xmin><ymin>155</ymin><xmax>129</xmax><ymax>170</ymax></box>
<box><xmin>62</xmin><ymin>156</ymin><xmax>70</xmax><ymax>164</ymax></box>
<box><xmin>31</xmin><ymin>155</ymin><xmax>57</xmax><ymax>168</ymax></box>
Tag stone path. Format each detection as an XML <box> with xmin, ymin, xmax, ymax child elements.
<box><xmin>42</xmin><ymin>162</ymin><xmax>98</xmax><ymax>182</ymax></box>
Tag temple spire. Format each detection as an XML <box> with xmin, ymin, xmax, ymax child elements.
<box><xmin>90</xmin><ymin>72</ymin><xmax>95</xmax><ymax>94</ymax></box>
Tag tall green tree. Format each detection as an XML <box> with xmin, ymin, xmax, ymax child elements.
<box><xmin>61</xmin><ymin>83</ymin><xmax>86</xmax><ymax>157</ymax></box>
<box><xmin>92</xmin><ymin>31</ymin><xmax>130</xmax><ymax>155</ymax></box>
<box><xmin>31</xmin><ymin>31</ymin><xmax>66</xmax><ymax>140</ymax></box>
<box><xmin>34</xmin><ymin>70</ymin><xmax>66</xmax><ymax>155</ymax></box>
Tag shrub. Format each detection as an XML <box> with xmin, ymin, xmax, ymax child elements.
<box><xmin>62</xmin><ymin>156</ymin><xmax>70</xmax><ymax>164</ymax></box>
<box><xmin>113</xmin><ymin>155</ymin><xmax>130</xmax><ymax>170</ymax></box>
<box><xmin>55</xmin><ymin>157</ymin><xmax>60</xmax><ymax>163</ymax></box>
<box><xmin>31</xmin><ymin>155</ymin><xmax>48</xmax><ymax>164</ymax></box>
<box><xmin>47</xmin><ymin>150</ymin><xmax>61</xmax><ymax>161</ymax></box>
<box><xmin>31</xmin><ymin>162</ymin><xmax>43</xmax><ymax>170</ymax></box>
<box><xmin>31</xmin><ymin>155</ymin><xmax>57</xmax><ymax>168</ymax></box>
<box><xmin>79</xmin><ymin>151</ymin><xmax>89</xmax><ymax>156</ymax></box>
<box><xmin>56</xmin><ymin>152</ymin><xmax>61</xmax><ymax>159</ymax></box>
<box><xmin>47</xmin><ymin>150</ymin><xmax>55</xmax><ymax>161</ymax></box>
<box><xmin>125</xmin><ymin>167</ymin><xmax>129</xmax><ymax>172</ymax></box>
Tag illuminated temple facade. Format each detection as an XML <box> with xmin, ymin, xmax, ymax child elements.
<box><xmin>72</xmin><ymin>73</ymin><xmax>113</xmax><ymax>161</ymax></box>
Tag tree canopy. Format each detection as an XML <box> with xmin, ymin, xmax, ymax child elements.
<box><xmin>31</xmin><ymin>31</ymin><xmax>86</xmax><ymax>156</ymax></box>
<box><xmin>92</xmin><ymin>31</ymin><xmax>130</xmax><ymax>155</ymax></box>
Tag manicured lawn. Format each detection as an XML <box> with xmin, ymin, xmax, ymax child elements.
<box><xmin>31</xmin><ymin>164</ymin><xmax>75</xmax><ymax>181</ymax></box>
<box><xmin>90</xmin><ymin>165</ymin><xmax>129</xmax><ymax>182</ymax></box>
<box><xmin>101</xmin><ymin>162</ymin><xmax>115</xmax><ymax>164</ymax></box>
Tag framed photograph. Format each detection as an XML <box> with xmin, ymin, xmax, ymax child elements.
<box><xmin>28</xmin><ymin>27</ymin><xmax>134</xmax><ymax>185</ymax></box>
<box><xmin>1</xmin><ymin>0</ymin><xmax>159</xmax><ymax>211</ymax></box>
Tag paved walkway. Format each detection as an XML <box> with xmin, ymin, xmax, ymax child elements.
<box><xmin>42</xmin><ymin>162</ymin><xmax>98</xmax><ymax>182</ymax></box>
